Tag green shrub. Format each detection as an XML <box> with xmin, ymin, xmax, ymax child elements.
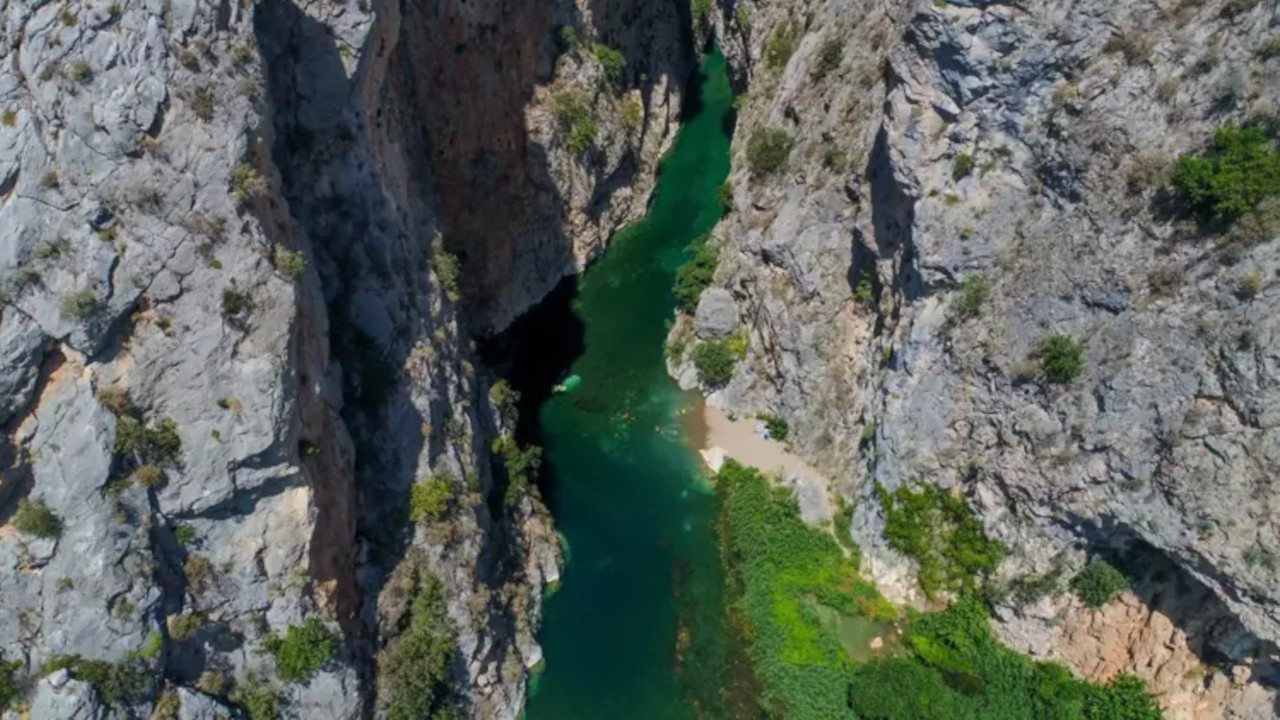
<box><xmin>1147</xmin><ymin>265</ymin><xmax>1184</xmax><ymax>296</ymax></box>
<box><xmin>489</xmin><ymin>379</ymin><xmax>520</xmax><ymax>423</ymax></box>
<box><xmin>853</xmin><ymin>275</ymin><xmax>876</xmax><ymax>305</ymax></box>
<box><xmin>167</xmin><ymin>612</ymin><xmax>202</xmax><ymax>640</ymax></box>
<box><xmin>67</xmin><ymin>60</ymin><xmax>93</xmax><ymax>83</ymax></box>
<box><xmin>273</xmin><ymin>248</ymin><xmax>305</xmax><ymax>278</ymax></box>
<box><xmin>620</xmin><ymin>97</ymin><xmax>643</xmax><ymax>132</ymax></box>
<box><xmin>556</xmin><ymin>26</ymin><xmax>580</xmax><ymax>53</ymax></box>
<box><xmin>760</xmin><ymin>413</ymin><xmax>789</xmax><ymax>441</ymax></box>
<box><xmin>114</xmin><ymin>417</ymin><xmax>182</xmax><ymax>466</ymax></box>
<box><xmin>379</xmin><ymin>575</ymin><xmax>457</xmax><ymax>719</ymax></box>
<box><xmin>175</xmin><ymin>524</ymin><xmax>196</xmax><ymax>546</ymax></box>
<box><xmin>953</xmin><ymin>152</ymin><xmax>974</xmax><ymax>181</ymax></box>
<box><xmin>409</xmin><ymin>474</ymin><xmax>453</xmax><ymax>523</ymax></box>
<box><xmin>43</xmin><ymin>656</ymin><xmax>152</xmax><ymax>707</ymax></box>
<box><xmin>1260</xmin><ymin>37</ymin><xmax>1280</xmax><ymax>59</ymax></box>
<box><xmin>12</xmin><ymin>498</ymin><xmax>61</xmax><ymax>538</ymax></box>
<box><xmin>811</xmin><ymin>38</ymin><xmax>843</xmax><ymax>79</ymax></box>
<box><xmin>0</xmin><ymin>655</ymin><xmax>20</xmax><ymax>710</ymax></box>
<box><xmin>876</xmin><ymin>483</ymin><xmax>1004</xmax><ymax>598</ymax></box>
<box><xmin>492</xmin><ymin>434</ymin><xmax>542</xmax><ymax>507</ymax></box>
<box><xmin>231</xmin><ymin>675</ymin><xmax>278</xmax><ymax>720</ymax></box>
<box><xmin>1071</xmin><ymin>560</ymin><xmax>1128</xmax><ymax>608</ymax></box>
<box><xmin>673</xmin><ymin>240</ymin><xmax>717</xmax><ymax>312</ymax></box>
<box><xmin>431</xmin><ymin>237</ymin><xmax>461</xmax><ymax>301</ymax></box>
<box><xmin>592</xmin><ymin>43</ymin><xmax>626</xmax><ymax>85</ymax></box>
<box><xmin>1103</xmin><ymin>32</ymin><xmax>1153</xmax><ymax>64</ymax></box>
<box><xmin>133</xmin><ymin>464</ymin><xmax>165</xmax><ymax>488</ymax></box>
<box><xmin>764</xmin><ymin>22</ymin><xmax>800</xmax><ymax>69</ymax></box>
<box><xmin>221</xmin><ymin>287</ymin><xmax>253</xmax><ymax>323</ymax></box>
<box><xmin>1036</xmin><ymin>334</ymin><xmax>1084</xmax><ymax>383</ymax></box>
<box><xmin>230</xmin><ymin>43</ymin><xmax>257</xmax><ymax>66</ymax></box>
<box><xmin>950</xmin><ymin>275</ymin><xmax>989</xmax><ymax>320</ymax></box>
<box><xmin>60</xmin><ymin>288</ymin><xmax>99</xmax><ymax>321</ymax></box>
<box><xmin>191</xmin><ymin>86</ymin><xmax>214</xmax><ymax>122</ymax></box>
<box><xmin>693</xmin><ymin>340</ymin><xmax>736</xmax><ymax>387</ymax></box>
<box><xmin>262</xmin><ymin>618</ymin><xmax>337</xmax><ymax>682</ymax></box>
<box><xmin>230</xmin><ymin>163</ymin><xmax>262</xmax><ymax>202</ymax></box>
<box><xmin>183</xmin><ymin>553</ymin><xmax>213</xmax><ymax>591</ymax></box>
<box><xmin>1173</xmin><ymin>124</ymin><xmax>1280</xmax><ymax>221</ymax></box>
<box><xmin>692</xmin><ymin>0</ymin><xmax>712</xmax><ymax>26</ymax></box>
<box><xmin>553</xmin><ymin>91</ymin><xmax>597</xmax><ymax>157</ymax></box>
<box><xmin>715</xmin><ymin>182</ymin><xmax>733</xmax><ymax>212</ymax></box>
<box><xmin>746</xmin><ymin>128</ymin><xmax>793</xmax><ymax>177</ymax></box>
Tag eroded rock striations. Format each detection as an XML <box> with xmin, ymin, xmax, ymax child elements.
<box><xmin>672</xmin><ymin>0</ymin><xmax>1280</xmax><ymax>716</ymax></box>
<box><xmin>0</xmin><ymin>0</ymin><xmax>688</xmax><ymax>717</ymax></box>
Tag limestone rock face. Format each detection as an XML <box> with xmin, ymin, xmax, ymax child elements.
<box><xmin>675</xmin><ymin>0</ymin><xmax>1280</xmax><ymax>715</ymax></box>
<box><xmin>695</xmin><ymin>287</ymin><xmax>739</xmax><ymax>339</ymax></box>
<box><xmin>0</xmin><ymin>0</ymin><xmax>685</xmax><ymax>716</ymax></box>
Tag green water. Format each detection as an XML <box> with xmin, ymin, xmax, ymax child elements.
<box><xmin>523</xmin><ymin>52</ymin><xmax>742</xmax><ymax>719</ymax></box>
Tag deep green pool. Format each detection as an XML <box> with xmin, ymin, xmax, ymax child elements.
<box><xmin>520</xmin><ymin>51</ymin><xmax>743</xmax><ymax>719</ymax></box>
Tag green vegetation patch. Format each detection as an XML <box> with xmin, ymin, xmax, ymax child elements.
<box><xmin>410</xmin><ymin>474</ymin><xmax>454</xmax><ymax>523</ymax></box>
<box><xmin>1071</xmin><ymin>560</ymin><xmax>1129</xmax><ymax>608</ymax></box>
<box><xmin>44</xmin><ymin>655</ymin><xmax>153</xmax><ymax>707</ymax></box>
<box><xmin>553</xmin><ymin>91</ymin><xmax>597</xmax><ymax>157</ymax></box>
<box><xmin>591</xmin><ymin>43</ymin><xmax>626</xmax><ymax>85</ymax></box>
<box><xmin>875</xmin><ymin>482</ymin><xmax>1004</xmax><ymax>599</ymax></box>
<box><xmin>717</xmin><ymin>461</ymin><xmax>895</xmax><ymax>718</ymax></box>
<box><xmin>693</xmin><ymin>340</ymin><xmax>737</xmax><ymax>387</ymax></box>
<box><xmin>492</xmin><ymin>434</ymin><xmax>542</xmax><ymax>507</ymax></box>
<box><xmin>764</xmin><ymin>22</ymin><xmax>801</xmax><ymax>69</ymax></box>
<box><xmin>262</xmin><ymin>618</ymin><xmax>337</xmax><ymax>682</ymax></box>
<box><xmin>951</xmin><ymin>275</ymin><xmax>989</xmax><ymax>321</ymax></box>
<box><xmin>759</xmin><ymin>413</ymin><xmax>789</xmax><ymax>441</ymax></box>
<box><xmin>848</xmin><ymin>599</ymin><xmax>1161</xmax><ymax>720</ymax></box>
<box><xmin>1036</xmin><ymin>334</ymin><xmax>1085</xmax><ymax>384</ymax></box>
<box><xmin>1174</xmin><ymin>124</ymin><xmax>1280</xmax><ymax>222</ymax></box>
<box><xmin>379</xmin><ymin>575</ymin><xmax>458</xmax><ymax>720</ymax></box>
<box><xmin>12</xmin><ymin>498</ymin><xmax>61</xmax><ymax>538</ymax></box>
<box><xmin>0</xmin><ymin>654</ymin><xmax>19</xmax><ymax>710</ymax></box>
<box><xmin>747</xmin><ymin>128</ymin><xmax>793</xmax><ymax>178</ymax></box>
<box><xmin>673</xmin><ymin>237</ymin><xmax>717</xmax><ymax>312</ymax></box>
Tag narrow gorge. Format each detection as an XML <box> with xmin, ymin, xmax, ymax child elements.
<box><xmin>1</xmin><ymin>0</ymin><xmax>1279</xmax><ymax>718</ymax></box>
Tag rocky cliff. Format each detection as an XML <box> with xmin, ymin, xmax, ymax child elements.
<box><xmin>0</xmin><ymin>0</ymin><xmax>688</xmax><ymax>717</ymax></box>
<box><xmin>672</xmin><ymin>0</ymin><xmax>1280</xmax><ymax>716</ymax></box>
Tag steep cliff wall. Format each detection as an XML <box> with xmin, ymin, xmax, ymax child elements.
<box><xmin>0</xmin><ymin>0</ymin><xmax>687</xmax><ymax>717</ymax></box>
<box><xmin>673</xmin><ymin>0</ymin><xmax>1280</xmax><ymax>716</ymax></box>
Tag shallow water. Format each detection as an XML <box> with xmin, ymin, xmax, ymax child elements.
<box><xmin>519</xmin><ymin>51</ymin><xmax>741</xmax><ymax>720</ymax></box>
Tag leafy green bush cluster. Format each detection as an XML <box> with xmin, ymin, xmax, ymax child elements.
<box><xmin>262</xmin><ymin>618</ymin><xmax>336</xmax><ymax>682</ymax></box>
<box><xmin>1174</xmin><ymin>124</ymin><xmax>1280</xmax><ymax>221</ymax></box>
<box><xmin>951</xmin><ymin>275</ymin><xmax>989</xmax><ymax>320</ymax></box>
<box><xmin>1071</xmin><ymin>560</ymin><xmax>1129</xmax><ymax>608</ymax></box>
<box><xmin>673</xmin><ymin>238</ymin><xmax>717</xmax><ymax>312</ymax></box>
<box><xmin>875</xmin><ymin>483</ymin><xmax>1004</xmax><ymax>599</ymax></box>
<box><xmin>717</xmin><ymin>461</ymin><xmax>895</xmax><ymax>719</ymax></box>
<box><xmin>44</xmin><ymin>655</ymin><xmax>153</xmax><ymax>707</ymax></box>
<box><xmin>719</xmin><ymin>463</ymin><xmax>1161</xmax><ymax>720</ymax></box>
<box><xmin>764</xmin><ymin>22</ymin><xmax>800</xmax><ymax>69</ymax></box>
<box><xmin>553</xmin><ymin>91</ymin><xmax>597</xmax><ymax>157</ymax></box>
<box><xmin>431</xmin><ymin>237</ymin><xmax>461</xmax><ymax>302</ymax></box>
<box><xmin>693</xmin><ymin>340</ymin><xmax>736</xmax><ymax>387</ymax></box>
<box><xmin>848</xmin><ymin>599</ymin><xmax>1161</xmax><ymax>720</ymax></box>
<box><xmin>591</xmin><ymin>43</ymin><xmax>626</xmax><ymax>85</ymax></box>
<box><xmin>759</xmin><ymin>413</ymin><xmax>789</xmax><ymax>441</ymax></box>
<box><xmin>12</xmin><ymin>498</ymin><xmax>61</xmax><ymax>538</ymax></box>
<box><xmin>59</xmin><ymin>288</ymin><xmax>99</xmax><ymax>321</ymax></box>
<box><xmin>811</xmin><ymin>38</ymin><xmax>843</xmax><ymax>80</ymax></box>
<box><xmin>0</xmin><ymin>654</ymin><xmax>19</xmax><ymax>710</ymax></box>
<box><xmin>114</xmin><ymin>416</ymin><xmax>182</xmax><ymax>468</ymax></box>
<box><xmin>488</xmin><ymin>379</ymin><xmax>520</xmax><ymax>424</ymax></box>
<box><xmin>379</xmin><ymin>575</ymin><xmax>458</xmax><ymax>720</ymax></box>
<box><xmin>1037</xmin><ymin>334</ymin><xmax>1085</xmax><ymax>384</ymax></box>
<box><xmin>492</xmin><ymin>434</ymin><xmax>542</xmax><ymax>507</ymax></box>
<box><xmin>746</xmin><ymin>128</ymin><xmax>793</xmax><ymax>177</ymax></box>
<box><xmin>953</xmin><ymin>152</ymin><xmax>974</xmax><ymax>181</ymax></box>
<box><xmin>410</xmin><ymin>474</ymin><xmax>453</xmax><ymax>523</ymax></box>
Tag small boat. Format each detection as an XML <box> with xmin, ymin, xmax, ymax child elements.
<box><xmin>552</xmin><ymin>374</ymin><xmax>582</xmax><ymax>394</ymax></box>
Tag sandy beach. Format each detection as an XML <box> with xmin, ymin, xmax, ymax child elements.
<box><xmin>694</xmin><ymin>401</ymin><xmax>833</xmax><ymax>523</ymax></box>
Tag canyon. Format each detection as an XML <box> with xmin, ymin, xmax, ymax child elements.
<box><xmin>1</xmin><ymin>0</ymin><xmax>1279</xmax><ymax>717</ymax></box>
